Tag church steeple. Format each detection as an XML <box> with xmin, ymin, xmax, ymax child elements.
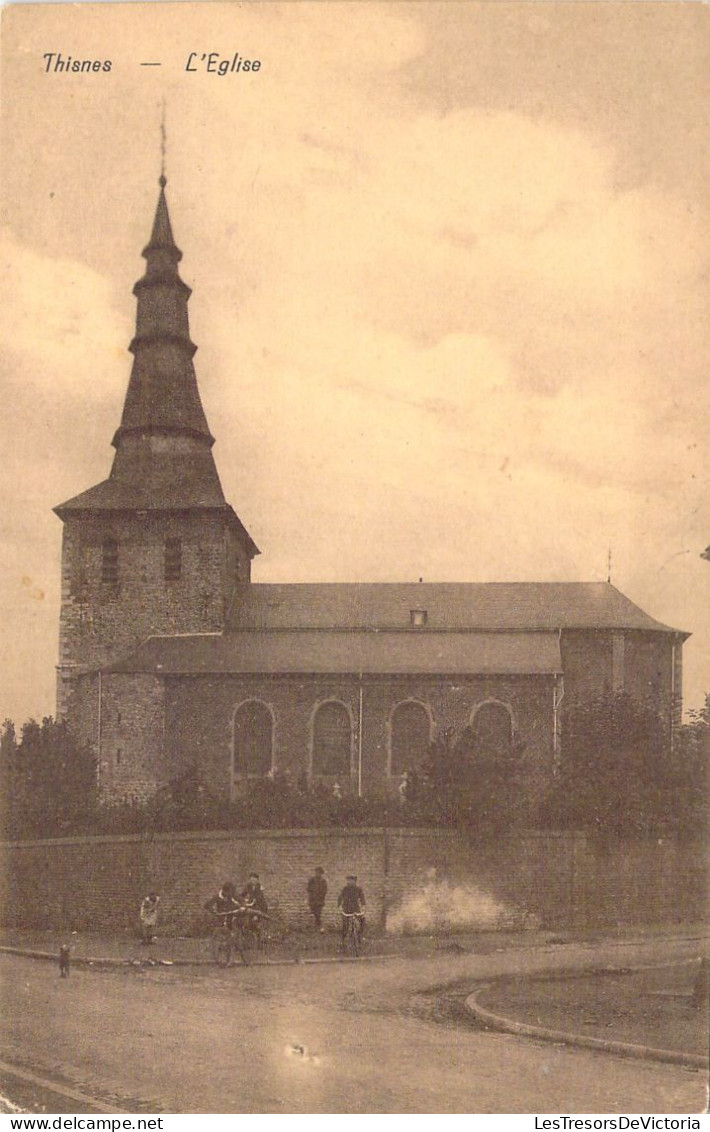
<box><xmin>54</xmin><ymin>175</ymin><xmax>258</xmax><ymax>719</ymax></box>
<box><xmin>54</xmin><ymin>173</ymin><xmax>258</xmax><ymax>719</ymax></box>
<box><xmin>113</xmin><ymin>175</ymin><xmax>214</xmax><ymax>451</ymax></box>
<box><xmin>55</xmin><ymin>176</ymin><xmax>240</xmax><ymax>513</ymax></box>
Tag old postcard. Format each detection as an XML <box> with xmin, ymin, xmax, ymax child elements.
<box><xmin>1</xmin><ymin>0</ymin><xmax>708</xmax><ymax>1117</ymax></box>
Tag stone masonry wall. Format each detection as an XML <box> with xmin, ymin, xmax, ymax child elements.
<box><xmin>99</xmin><ymin>674</ymin><xmax>165</xmax><ymax>801</ymax></box>
<box><xmin>56</xmin><ymin>510</ymin><xmax>243</xmax><ymax>718</ymax></box>
<box><xmin>162</xmin><ymin>672</ymin><xmax>555</xmax><ymax>800</ymax></box>
<box><xmin>560</xmin><ymin>629</ymin><xmax>675</xmax><ymax>715</ymax></box>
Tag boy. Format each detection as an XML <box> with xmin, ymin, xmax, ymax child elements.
<box><xmin>307</xmin><ymin>866</ymin><xmax>327</xmax><ymax>931</ymax></box>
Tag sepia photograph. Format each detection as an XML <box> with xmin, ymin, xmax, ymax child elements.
<box><xmin>0</xmin><ymin>0</ymin><xmax>708</xmax><ymax>1116</ymax></box>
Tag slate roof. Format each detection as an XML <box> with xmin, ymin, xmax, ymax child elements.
<box><xmin>103</xmin><ymin>582</ymin><xmax>686</xmax><ymax>678</ymax></box>
<box><xmin>106</xmin><ymin>630</ymin><xmax>562</xmax><ymax>676</ymax></box>
<box><xmin>111</xmin><ymin>181</ymin><xmax>213</xmax><ymax>446</ymax></box>
<box><xmin>227</xmin><ymin>582</ymin><xmax>682</xmax><ymax>634</ymax></box>
<box><xmin>54</xmin><ymin>448</ymin><xmax>227</xmax><ymax>514</ymax></box>
<box><xmin>56</xmin><ymin>178</ymin><xmax>218</xmax><ymax>513</ymax></box>
<box><xmin>54</xmin><ymin>179</ymin><xmax>259</xmax><ymax>559</ymax></box>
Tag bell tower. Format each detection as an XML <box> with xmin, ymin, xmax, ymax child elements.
<box><xmin>54</xmin><ymin>176</ymin><xmax>258</xmax><ymax>716</ymax></box>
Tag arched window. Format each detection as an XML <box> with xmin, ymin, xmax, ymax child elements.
<box><xmin>312</xmin><ymin>702</ymin><xmax>351</xmax><ymax>777</ymax></box>
<box><xmin>233</xmin><ymin>701</ymin><xmax>273</xmax><ymax>777</ymax></box>
<box><xmin>390</xmin><ymin>701</ymin><xmax>431</xmax><ymax>776</ymax></box>
<box><xmin>470</xmin><ymin>702</ymin><xmax>513</xmax><ymax>761</ymax></box>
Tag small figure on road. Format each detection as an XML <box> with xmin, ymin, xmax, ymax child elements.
<box><xmin>332</xmin><ymin>782</ymin><xmax>342</xmax><ymax>800</ymax></box>
<box><xmin>139</xmin><ymin>892</ymin><xmax>160</xmax><ymax>944</ymax></box>
<box><xmin>307</xmin><ymin>866</ymin><xmax>328</xmax><ymax>932</ymax></box>
<box><xmin>58</xmin><ymin>943</ymin><xmax>71</xmax><ymax>978</ymax></box>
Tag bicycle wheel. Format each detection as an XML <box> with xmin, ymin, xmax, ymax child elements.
<box><xmin>236</xmin><ymin>925</ymin><xmax>255</xmax><ymax>966</ymax></box>
<box><xmin>211</xmin><ymin>928</ymin><xmax>233</xmax><ymax>967</ymax></box>
<box><xmin>344</xmin><ymin>917</ymin><xmax>360</xmax><ymax>957</ymax></box>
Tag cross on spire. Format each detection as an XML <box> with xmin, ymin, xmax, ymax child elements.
<box><xmin>160</xmin><ymin>98</ymin><xmax>167</xmax><ymax>187</ymax></box>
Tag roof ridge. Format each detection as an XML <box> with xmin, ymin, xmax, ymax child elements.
<box><xmin>243</xmin><ymin>580</ymin><xmax>614</xmax><ymax>588</ymax></box>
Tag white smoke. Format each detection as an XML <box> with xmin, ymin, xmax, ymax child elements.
<box><xmin>386</xmin><ymin>871</ymin><xmax>539</xmax><ymax>934</ymax></box>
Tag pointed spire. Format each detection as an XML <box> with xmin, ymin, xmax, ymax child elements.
<box><xmin>145</xmin><ymin>176</ymin><xmax>178</xmax><ymax>253</ymax></box>
<box><xmin>108</xmin><ymin>175</ymin><xmax>215</xmax><ymax>450</ymax></box>
<box><xmin>54</xmin><ymin>172</ymin><xmax>259</xmax><ymax>545</ymax></box>
<box><xmin>141</xmin><ymin>174</ymin><xmax>182</xmax><ymax>266</ymax></box>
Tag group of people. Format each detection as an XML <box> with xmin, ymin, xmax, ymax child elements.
<box><xmin>308</xmin><ymin>868</ymin><xmax>366</xmax><ymax>945</ymax></box>
<box><xmin>203</xmin><ymin>873</ymin><xmax>269</xmax><ymax>938</ymax></box>
<box><xmin>138</xmin><ymin>868</ymin><xmax>366</xmax><ymax>949</ymax></box>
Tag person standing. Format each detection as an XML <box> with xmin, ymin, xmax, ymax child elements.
<box><xmin>307</xmin><ymin>866</ymin><xmax>327</xmax><ymax>932</ymax></box>
<box><xmin>203</xmin><ymin>882</ymin><xmax>240</xmax><ymax>932</ymax></box>
<box><xmin>239</xmin><ymin>873</ymin><xmax>268</xmax><ymax>914</ymax></box>
<box><xmin>139</xmin><ymin>892</ymin><xmax>160</xmax><ymax>944</ymax></box>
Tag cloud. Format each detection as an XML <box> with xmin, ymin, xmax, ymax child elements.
<box><xmin>0</xmin><ymin>228</ymin><xmax>128</xmax><ymax>407</ymax></box>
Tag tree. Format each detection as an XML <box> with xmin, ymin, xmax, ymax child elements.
<box><xmin>539</xmin><ymin>691</ymin><xmax>702</xmax><ymax>836</ymax></box>
<box><xmin>0</xmin><ymin>719</ymin><xmax>18</xmax><ymax>835</ymax></box>
<box><xmin>0</xmin><ymin>717</ymin><xmax>97</xmax><ymax>838</ymax></box>
<box><xmin>419</xmin><ymin>725</ymin><xmax>526</xmax><ymax>836</ymax></box>
<box><xmin>666</xmin><ymin>694</ymin><xmax>710</xmax><ymax>837</ymax></box>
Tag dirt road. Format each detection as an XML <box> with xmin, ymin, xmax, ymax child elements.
<box><xmin>1</xmin><ymin>943</ymin><xmax>707</xmax><ymax>1113</ymax></box>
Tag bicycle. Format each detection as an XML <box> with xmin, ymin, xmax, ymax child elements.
<box><xmin>238</xmin><ymin>905</ymin><xmax>272</xmax><ymax>959</ymax></box>
<box><xmin>209</xmin><ymin>907</ymin><xmax>271</xmax><ymax>967</ymax></box>
<box><xmin>340</xmin><ymin>911</ymin><xmax>364</xmax><ymax>957</ymax></box>
<box><xmin>210</xmin><ymin>912</ymin><xmax>246</xmax><ymax>967</ymax></box>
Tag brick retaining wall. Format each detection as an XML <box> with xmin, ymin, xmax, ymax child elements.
<box><xmin>0</xmin><ymin>829</ymin><xmax>705</xmax><ymax>935</ymax></box>
<box><xmin>0</xmin><ymin>828</ymin><xmax>460</xmax><ymax>935</ymax></box>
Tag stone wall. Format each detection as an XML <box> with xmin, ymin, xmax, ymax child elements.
<box><xmin>56</xmin><ymin>509</ymin><xmax>245</xmax><ymax>719</ymax></box>
<box><xmin>0</xmin><ymin>829</ymin><xmax>705</xmax><ymax>937</ymax></box>
<box><xmin>162</xmin><ymin>672</ymin><xmax>554</xmax><ymax>799</ymax></box>
<box><xmin>100</xmin><ymin>673</ymin><xmax>166</xmax><ymax>801</ymax></box>
<box><xmin>560</xmin><ymin>629</ymin><xmax>675</xmax><ymax>719</ymax></box>
<box><xmin>71</xmin><ymin>630</ymin><xmax>680</xmax><ymax>806</ymax></box>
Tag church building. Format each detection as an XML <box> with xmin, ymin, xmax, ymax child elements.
<box><xmin>55</xmin><ymin>178</ymin><xmax>688</xmax><ymax>803</ymax></box>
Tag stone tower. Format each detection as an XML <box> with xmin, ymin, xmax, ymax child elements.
<box><xmin>54</xmin><ymin>176</ymin><xmax>258</xmax><ymax>717</ymax></box>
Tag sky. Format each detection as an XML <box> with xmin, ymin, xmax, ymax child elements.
<box><xmin>1</xmin><ymin>1</ymin><xmax>709</xmax><ymax>726</ymax></box>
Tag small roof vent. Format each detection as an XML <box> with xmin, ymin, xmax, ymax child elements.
<box><xmin>410</xmin><ymin>608</ymin><xmax>428</xmax><ymax>628</ymax></box>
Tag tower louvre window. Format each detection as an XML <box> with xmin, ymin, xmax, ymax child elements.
<box><xmin>101</xmin><ymin>539</ymin><xmax>119</xmax><ymax>583</ymax></box>
<box><xmin>164</xmin><ymin>537</ymin><xmax>182</xmax><ymax>581</ymax></box>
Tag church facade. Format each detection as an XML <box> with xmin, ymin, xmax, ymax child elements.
<box><xmin>55</xmin><ymin>180</ymin><xmax>688</xmax><ymax>803</ymax></box>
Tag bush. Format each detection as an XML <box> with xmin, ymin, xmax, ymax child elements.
<box><xmin>410</xmin><ymin>726</ymin><xmax>528</xmax><ymax>837</ymax></box>
<box><xmin>83</xmin><ymin>767</ymin><xmax>407</xmax><ymax>836</ymax></box>
<box><xmin>8</xmin><ymin>694</ymin><xmax>704</xmax><ymax>842</ymax></box>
